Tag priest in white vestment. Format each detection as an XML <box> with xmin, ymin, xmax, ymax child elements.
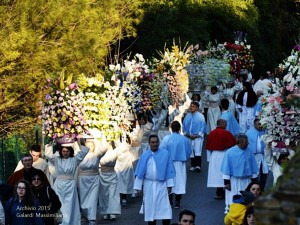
<box><xmin>134</xmin><ymin>135</ymin><xmax>175</xmax><ymax>225</ymax></box>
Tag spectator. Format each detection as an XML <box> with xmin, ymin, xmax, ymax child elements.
<box><xmin>178</xmin><ymin>209</ymin><xmax>196</xmax><ymax>225</ymax></box>
<box><xmin>224</xmin><ymin>191</ymin><xmax>256</xmax><ymax>225</ymax></box>
<box><xmin>245</xmin><ymin>181</ymin><xmax>262</xmax><ymax>198</ymax></box>
<box><xmin>5</xmin><ymin>179</ymin><xmax>45</xmax><ymax>225</ymax></box>
<box><xmin>7</xmin><ymin>153</ymin><xmax>50</xmax><ymax>188</ymax></box>
<box><xmin>31</xmin><ymin>169</ymin><xmax>61</xmax><ymax>225</ymax></box>
<box><xmin>134</xmin><ymin>135</ymin><xmax>175</xmax><ymax>225</ymax></box>
<box><xmin>243</xmin><ymin>206</ymin><xmax>255</xmax><ymax>225</ymax></box>
<box><xmin>160</xmin><ymin>121</ymin><xmax>192</xmax><ymax>208</ymax></box>
<box><xmin>0</xmin><ymin>178</ymin><xmax>13</xmax><ymax>204</ymax></box>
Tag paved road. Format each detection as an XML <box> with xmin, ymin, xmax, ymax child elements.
<box><xmin>96</xmin><ymin>147</ymin><xmax>225</xmax><ymax>225</ymax></box>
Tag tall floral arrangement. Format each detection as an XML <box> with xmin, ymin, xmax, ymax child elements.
<box><xmin>155</xmin><ymin>44</ymin><xmax>190</xmax><ymax>105</ymax></box>
<box><xmin>40</xmin><ymin>73</ymin><xmax>89</xmax><ymax>140</ymax></box>
<box><xmin>186</xmin><ymin>42</ymin><xmax>231</xmax><ymax>90</ymax></box>
<box><xmin>260</xmin><ymin>46</ymin><xmax>300</xmax><ymax>146</ymax></box>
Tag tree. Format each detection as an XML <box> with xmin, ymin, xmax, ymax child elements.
<box><xmin>0</xmin><ymin>0</ymin><xmax>143</xmax><ymax>137</ymax></box>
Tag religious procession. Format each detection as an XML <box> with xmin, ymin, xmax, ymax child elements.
<box><xmin>1</xmin><ymin>1</ymin><xmax>300</xmax><ymax>225</ymax></box>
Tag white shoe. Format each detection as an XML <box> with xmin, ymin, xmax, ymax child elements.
<box><xmin>195</xmin><ymin>166</ymin><xmax>201</xmax><ymax>172</ymax></box>
<box><xmin>103</xmin><ymin>215</ymin><xmax>109</xmax><ymax>220</ymax></box>
<box><xmin>110</xmin><ymin>215</ymin><xmax>116</xmax><ymax>220</ymax></box>
<box><xmin>189</xmin><ymin>167</ymin><xmax>195</xmax><ymax>171</ymax></box>
<box><xmin>122</xmin><ymin>199</ymin><xmax>127</xmax><ymax>205</ymax></box>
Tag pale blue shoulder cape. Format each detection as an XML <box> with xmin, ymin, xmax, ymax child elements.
<box><xmin>221</xmin><ymin>145</ymin><xmax>258</xmax><ymax>178</ymax></box>
<box><xmin>183</xmin><ymin>112</ymin><xmax>207</xmax><ymax>134</ymax></box>
<box><xmin>160</xmin><ymin>132</ymin><xmax>192</xmax><ymax>161</ymax></box>
<box><xmin>135</xmin><ymin>147</ymin><xmax>175</xmax><ymax>181</ymax></box>
<box><xmin>219</xmin><ymin>111</ymin><xmax>241</xmax><ymax>136</ymax></box>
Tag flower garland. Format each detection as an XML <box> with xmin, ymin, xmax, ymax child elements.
<box><xmin>40</xmin><ymin>73</ymin><xmax>89</xmax><ymax>140</ymax></box>
<box><xmin>260</xmin><ymin>46</ymin><xmax>300</xmax><ymax>146</ymax></box>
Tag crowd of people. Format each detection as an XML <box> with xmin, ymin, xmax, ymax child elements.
<box><xmin>0</xmin><ymin>72</ymin><xmax>295</xmax><ymax>225</ymax></box>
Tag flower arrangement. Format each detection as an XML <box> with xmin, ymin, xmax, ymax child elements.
<box><xmin>260</xmin><ymin>46</ymin><xmax>300</xmax><ymax>146</ymax></box>
<box><xmin>40</xmin><ymin>73</ymin><xmax>89</xmax><ymax>140</ymax></box>
<box><xmin>186</xmin><ymin>42</ymin><xmax>231</xmax><ymax>90</ymax></box>
<box><xmin>155</xmin><ymin>44</ymin><xmax>190</xmax><ymax>105</ymax></box>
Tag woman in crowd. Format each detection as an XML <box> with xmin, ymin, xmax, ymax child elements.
<box><xmin>45</xmin><ymin>139</ymin><xmax>89</xmax><ymax>225</ymax></box>
<box><xmin>243</xmin><ymin>206</ymin><xmax>255</xmax><ymax>225</ymax></box>
<box><xmin>78</xmin><ymin>138</ymin><xmax>107</xmax><ymax>225</ymax></box>
<box><xmin>5</xmin><ymin>179</ymin><xmax>44</xmax><ymax>225</ymax></box>
<box><xmin>31</xmin><ymin>170</ymin><xmax>61</xmax><ymax>225</ymax></box>
<box><xmin>206</xmin><ymin>86</ymin><xmax>221</xmax><ymax>133</ymax></box>
<box><xmin>245</xmin><ymin>181</ymin><xmax>262</xmax><ymax>198</ymax></box>
<box><xmin>236</xmin><ymin>82</ymin><xmax>258</xmax><ymax>133</ymax></box>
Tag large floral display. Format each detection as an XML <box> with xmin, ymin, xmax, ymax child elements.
<box><xmin>260</xmin><ymin>45</ymin><xmax>300</xmax><ymax>146</ymax></box>
<box><xmin>40</xmin><ymin>40</ymin><xmax>254</xmax><ymax>142</ymax></box>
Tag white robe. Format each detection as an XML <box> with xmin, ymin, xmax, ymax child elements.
<box><xmin>207</xmin><ymin>150</ymin><xmax>226</xmax><ymax>187</ymax></box>
<box><xmin>0</xmin><ymin>201</ymin><xmax>4</xmax><ymax>225</ymax></box>
<box><xmin>46</xmin><ymin>144</ymin><xmax>89</xmax><ymax>225</ymax></box>
<box><xmin>134</xmin><ymin>156</ymin><xmax>173</xmax><ymax>221</ymax></box>
<box><xmin>98</xmin><ymin>149</ymin><xmax>121</xmax><ymax>215</ymax></box>
<box><xmin>237</xmin><ymin>93</ymin><xmax>255</xmax><ymax>133</ymax></box>
<box><xmin>115</xmin><ymin>143</ymin><xmax>134</xmax><ymax>194</ymax></box>
<box><xmin>172</xmin><ymin>161</ymin><xmax>187</xmax><ymax>194</ymax></box>
<box><xmin>207</xmin><ymin>93</ymin><xmax>221</xmax><ymax>133</ymax></box>
<box><xmin>77</xmin><ymin>152</ymin><xmax>101</xmax><ymax>221</ymax></box>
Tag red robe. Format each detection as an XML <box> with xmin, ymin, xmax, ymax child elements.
<box><xmin>206</xmin><ymin>127</ymin><xmax>236</xmax><ymax>151</ymax></box>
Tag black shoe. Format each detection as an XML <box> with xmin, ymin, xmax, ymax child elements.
<box><xmin>195</xmin><ymin>166</ymin><xmax>201</xmax><ymax>173</ymax></box>
<box><xmin>174</xmin><ymin>201</ymin><xmax>180</xmax><ymax>209</ymax></box>
<box><xmin>214</xmin><ymin>195</ymin><xmax>225</xmax><ymax>200</ymax></box>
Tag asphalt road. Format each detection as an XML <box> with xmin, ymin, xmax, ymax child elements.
<box><xmin>96</xmin><ymin>149</ymin><xmax>225</xmax><ymax>225</ymax></box>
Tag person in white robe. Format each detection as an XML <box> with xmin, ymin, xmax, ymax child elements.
<box><xmin>246</xmin><ymin>119</ymin><xmax>268</xmax><ymax>191</ymax></box>
<box><xmin>206</xmin><ymin>86</ymin><xmax>221</xmax><ymax>133</ymax></box>
<box><xmin>114</xmin><ymin>136</ymin><xmax>135</xmax><ymax>205</ymax></box>
<box><xmin>45</xmin><ymin>139</ymin><xmax>89</xmax><ymax>225</ymax></box>
<box><xmin>206</xmin><ymin>119</ymin><xmax>236</xmax><ymax>199</ymax></box>
<box><xmin>182</xmin><ymin>102</ymin><xmax>207</xmax><ymax>172</ymax></box>
<box><xmin>98</xmin><ymin>142</ymin><xmax>121</xmax><ymax>220</ymax></box>
<box><xmin>134</xmin><ymin>135</ymin><xmax>175</xmax><ymax>225</ymax></box>
<box><xmin>78</xmin><ymin>138</ymin><xmax>107</xmax><ymax>225</ymax></box>
<box><xmin>264</xmin><ymin>142</ymin><xmax>295</xmax><ymax>186</ymax></box>
<box><xmin>160</xmin><ymin>121</ymin><xmax>191</xmax><ymax>208</ymax></box>
<box><xmin>221</xmin><ymin>134</ymin><xmax>258</xmax><ymax>214</ymax></box>
<box><xmin>222</xmin><ymin>82</ymin><xmax>236</xmax><ymax>117</ymax></box>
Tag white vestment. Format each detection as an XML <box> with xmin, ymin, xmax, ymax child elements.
<box><xmin>134</xmin><ymin>156</ymin><xmax>173</xmax><ymax>221</ymax></box>
<box><xmin>207</xmin><ymin>150</ymin><xmax>226</xmax><ymax>187</ymax></box>
<box><xmin>172</xmin><ymin>161</ymin><xmax>187</xmax><ymax>194</ymax></box>
<box><xmin>207</xmin><ymin>93</ymin><xmax>221</xmax><ymax>133</ymax></box>
<box><xmin>45</xmin><ymin>144</ymin><xmax>89</xmax><ymax>225</ymax></box>
<box><xmin>78</xmin><ymin>152</ymin><xmax>101</xmax><ymax>221</ymax></box>
<box><xmin>115</xmin><ymin>143</ymin><xmax>134</xmax><ymax>194</ymax></box>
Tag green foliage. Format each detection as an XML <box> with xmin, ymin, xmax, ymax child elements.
<box><xmin>0</xmin><ymin>0</ymin><xmax>143</xmax><ymax>137</ymax></box>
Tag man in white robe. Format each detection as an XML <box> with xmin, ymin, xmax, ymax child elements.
<box><xmin>221</xmin><ymin>134</ymin><xmax>258</xmax><ymax>214</ymax></box>
<box><xmin>160</xmin><ymin>121</ymin><xmax>192</xmax><ymax>208</ymax></box>
<box><xmin>134</xmin><ymin>135</ymin><xmax>175</xmax><ymax>225</ymax></box>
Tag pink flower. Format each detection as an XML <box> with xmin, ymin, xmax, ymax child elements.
<box><xmin>286</xmin><ymin>83</ymin><xmax>294</xmax><ymax>91</ymax></box>
<box><xmin>69</xmin><ymin>83</ymin><xmax>77</xmax><ymax>90</ymax></box>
